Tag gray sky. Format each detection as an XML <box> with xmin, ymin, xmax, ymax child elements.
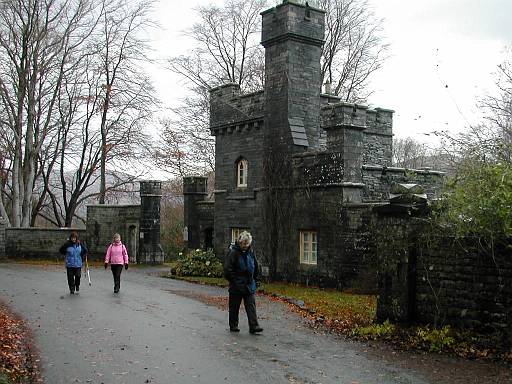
<box><xmin>148</xmin><ymin>0</ymin><xmax>511</xmax><ymax>144</ymax></box>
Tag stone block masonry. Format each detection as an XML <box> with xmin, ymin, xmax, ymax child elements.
<box><xmin>5</xmin><ymin>228</ymin><xmax>87</xmax><ymax>260</ymax></box>
<box><xmin>0</xmin><ymin>217</ymin><xmax>7</xmax><ymax>258</ymax></box>
<box><xmin>86</xmin><ymin>205</ymin><xmax>140</xmax><ymax>261</ymax></box>
<box><xmin>416</xmin><ymin>236</ymin><xmax>512</xmax><ymax>336</ymax></box>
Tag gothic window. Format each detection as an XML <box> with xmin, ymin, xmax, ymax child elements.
<box><xmin>237</xmin><ymin>159</ymin><xmax>248</xmax><ymax>188</ymax></box>
<box><xmin>231</xmin><ymin>227</ymin><xmax>250</xmax><ymax>244</ymax></box>
<box><xmin>300</xmin><ymin>230</ymin><xmax>317</xmax><ymax>265</ymax></box>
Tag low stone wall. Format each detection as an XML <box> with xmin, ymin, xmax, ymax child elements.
<box><xmin>374</xmin><ymin>210</ymin><xmax>512</xmax><ymax>341</ymax></box>
<box><xmin>5</xmin><ymin>228</ymin><xmax>86</xmax><ymax>260</ymax></box>
<box><xmin>416</xmin><ymin>237</ymin><xmax>512</xmax><ymax>335</ymax></box>
<box><xmin>0</xmin><ymin>218</ymin><xmax>7</xmax><ymax>258</ymax></box>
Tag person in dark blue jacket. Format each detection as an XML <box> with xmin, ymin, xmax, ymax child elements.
<box><xmin>59</xmin><ymin>231</ymin><xmax>88</xmax><ymax>295</ymax></box>
<box><xmin>223</xmin><ymin>231</ymin><xmax>263</xmax><ymax>334</ymax></box>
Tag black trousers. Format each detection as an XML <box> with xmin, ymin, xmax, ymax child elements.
<box><xmin>111</xmin><ymin>264</ymin><xmax>123</xmax><ymax>292</ymax></box>
<box><xmin>66</xmin><ymin>267</ymin><xmax>81</xmax><ymax>292</ymax></box>
<box><xmin>229</xmin><ymin>292</ymin><xmax>259</xmax><ymax>329</ymax></box>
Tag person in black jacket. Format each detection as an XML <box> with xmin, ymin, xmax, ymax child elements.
<box><xmin>223</xmin><ymin>231</ymin><xmax>263</xmax><ymax>334</ymax></box>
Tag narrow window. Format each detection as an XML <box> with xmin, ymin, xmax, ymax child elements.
<box><xmin>300</xmin><ymin>230</ymin><xmax>317</xmax><ymax>265</ymax></box>
<box><xmin>231</xmin><ymin>227</ymin><xmax>250</xmax><ymax>244</ymax></box>
<box><xmin>237</xmin><ymin>159</ymin><xmax>248</xmax><ymax>188</ymax></box>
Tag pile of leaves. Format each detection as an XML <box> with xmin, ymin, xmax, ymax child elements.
<box><xmin>0</xmin><ymin>302</ymin><xmax>41</xmax><ymax>383</ymax></box>
<box><xmin>173</xmin><ymin>249</ymin><xmax>224</xmax><ymax>278</ymax></box>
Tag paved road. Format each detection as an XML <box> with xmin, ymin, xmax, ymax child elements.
<box><xmin>0</xmin><ymin>264</ymin><xmax>509</xmax><ymax>384</ymax></box>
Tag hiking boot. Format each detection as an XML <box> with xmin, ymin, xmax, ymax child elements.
<box><xmin>70</xmin><ymin>290</ymin><xmax>74</xmax><ymax>295</ymax></box>
<box><xmin>249</xmin><ymin>326</ymin><xmax>263</xmax><ymax>334</ymax></box>
<box><xmin>229</xmin><ymin>326</ymin><xmax>240</xmax><ymax>332</ymax></box>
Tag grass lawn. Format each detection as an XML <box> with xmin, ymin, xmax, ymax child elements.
<box><xmin>170</xmin><ymin>275</ymin><xmax>376</xmax><ymax>330</ymax></box>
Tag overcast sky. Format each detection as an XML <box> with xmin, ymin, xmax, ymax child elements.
<box><xmin>148</xmin><ymin>0</ymin><xmax>511</xmax><ymax>144</ymax></box>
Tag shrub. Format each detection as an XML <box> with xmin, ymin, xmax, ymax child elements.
<box><xmin>174</xmin><ymin>249</ymin><xmax>224</xmax><ymax>278</ymax></box>
<box><xmin>414</xmin><ymin>325</ymin><xmax>455</xmax><ymax>352</ymax></box>
<box><xmin>352</xmin><ymin>319</ymin><xmax>395</xmax><ymax>340</ymax></box>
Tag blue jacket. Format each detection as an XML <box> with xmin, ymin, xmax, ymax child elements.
<box><xmin>223</xmin><ymin>243</ymin><xmax>259</xmax><ymax>295</ymax></box>
<box><xmin>59</xmin><ymin>241</ymin><xmax>88</xmax><ymax>268</ymax></box>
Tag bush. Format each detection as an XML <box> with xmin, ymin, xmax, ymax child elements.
<box><xmin>352</xmin><ymin>319</ymin><xmax>395</xmax><ymax>340</ymax></box>
<box><xmin>414</xmin><ymin>325</ymin><xmax>455</xmax><ymax>352</ymax></box>
<box><xmin>174</xmin><ymin>249</ymin><xmax>224</xmax><ymax>278</ymax></box>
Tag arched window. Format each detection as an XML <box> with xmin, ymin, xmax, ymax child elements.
<box><xmin>237</xmin><ymin>159</ymin><xmax>248</xmax><ymax>188</ymax></box>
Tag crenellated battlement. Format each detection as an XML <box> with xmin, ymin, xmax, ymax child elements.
<box><xmin>321</xmin><ymin>102</ymin><xmax>368</xmax><ymax>130</ymax></box>
<box><xmin>321</xmin><ymin>101</ymin><xmax>394</xmax><ymax>134</ymax></box>
<box><xmin>210</xmin><ymin>85</ymin><xmax>264</xmax><ymax>134</ymax></box>
<box><xmin>183</xmin><ymin>176</ymin><xmax>208</xmax><ymax>195</ymax></box>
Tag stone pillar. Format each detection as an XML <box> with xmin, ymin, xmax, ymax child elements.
<box><xmin>138</xmin><ymin>180</ymin><xmax>164</xmax><ymax>264</ymax></box>
<box><xmin>373</xmin><ymin>184</ymin><xmax>428</xmax><ymax>323</ymax></box>
<box><xmin>183</xmin><ymin>176</ymin><xmax>208</xmax><ymax>250</ymax></box>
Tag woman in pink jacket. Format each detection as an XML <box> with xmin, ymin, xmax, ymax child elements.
<box><xmin>104</xmin><ymin>233</ymin><xmax>129</xmax><ymax>293</ymax></box>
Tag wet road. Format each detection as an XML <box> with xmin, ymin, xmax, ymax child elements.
<box><xmin>0</xmin><ymin>264</ymin><xmax>509</xmax><ymax>384</ymax></box>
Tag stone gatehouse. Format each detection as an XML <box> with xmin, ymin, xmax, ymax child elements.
<box><xmin>183</xmin><ymin>1</ymin><xmax>443</xmax><ymax>287</ymax></box>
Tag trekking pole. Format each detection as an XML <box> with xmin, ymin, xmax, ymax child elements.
<box><xmin>85</xmin><ymin>253</ymin><xmax>92</xmax><ymax>286</ymax></box>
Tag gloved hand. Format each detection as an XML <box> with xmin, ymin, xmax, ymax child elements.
<box><xmin>124</xmin><ymin>264</ymin><xmax>128</xmax><ymax>270</ymax></box>
<box><xmin>104</xmin><ymin>263</ymin><xmax>108</xmax><ymax>269</ymax></box>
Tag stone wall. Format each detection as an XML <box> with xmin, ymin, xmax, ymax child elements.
<box><xmin>416</xmin><ymin>236</ymin><xmax>512</xmax><ymax>336</ymax></box>
<box><xmin>362</xmin><ymin>165</ymin><xmax>444</xmax><ymax>201</ymax></box>
<box><xmin>374</xmin><ymin>209</ymin><xmax>512</xmax><ymax>341</ymax></box>
<box><xmin>0</xmin><ymin>217</ymin><xmax>7</xmax><ymax>258</ymax></box>
<box><xmin>212</xmin><ymin>121</ymin><xmax>266</xmax><ymax>258</ymax></box>
<box><xmin>210</xmin><ymin>85</ymin><xmax>264</xmax><ymax>130</ymax></box>
<box><xmin>86</xmin><ymin>205</ymin><xmax>140</xmax><ymax>261</ymax></box>
<box><xmin>196</xmin><ymin>201</ymin><xmax>214</xmax><ymax>250</ymax></box>
<box><xmin>293</xmin><ymin>151</ymin><xmax>344</xmax><ymax>186</ymax></box>
<box><xmin>363</xmin><ymin>109</ymin><xmax>393</xmax><ymax>166</ymax></box>
<box><xmin>5</xmin><ymin>228</ymin><xmax>87</xmax><ymax>260</ymax></box>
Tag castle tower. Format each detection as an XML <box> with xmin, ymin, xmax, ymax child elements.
<box><xmin>261</xmin><ymin>0</ymin><xmax>325</xmax><ymax>151</ymax></box>
<box><xmin>261</xmin><ymin>1</ymin><xmax>326</xmax><ymax>277</ymax></box>
<box><xmin>183</xmin><ymin>176</ymin><xmax>208</xmax><ymax>250</ymax></box>
<box><xmin>139</xmin><ymin>180</ymin><xmax>164</xmax><ymax>264</ymax></box>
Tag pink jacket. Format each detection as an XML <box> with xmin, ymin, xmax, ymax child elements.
<box><xmin>104</xmin><ymin>241</ymin><xmax>129</xmax><ymax>265</ymax></box>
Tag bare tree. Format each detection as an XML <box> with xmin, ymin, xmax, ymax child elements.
<box><xmin>0</xmin><ymin>0</ymin><xmax>100</xmax><ymax>227</ymax></box>
<box><xmin>168</xmin><ymin>0</ymin><xmax>267</xmax><ymax>92</ymax></box>
<box><xmin>319</xmin><ymin>0</ymin><xmax>388</xmax><ymax>102</ymax></box>
<box><xmin>38</xmin><ymin>0</ymin><xmax>158</xmax><ymax>225</ymax></box>
<box><xmin>392</xmin><ymin>137</ymin><xmax>431</xmax><ymax>169</ymax></box>
<box><xmin>0</xmin><ymin>0</ymin><xmax>158</xmax><ymax>227</ymax></box>
<box><xmin>96</xmin><ymin>0</ymin><xmax>158</xmax><ymax>204</ymax></box>
<box><xmin>478</xmin><ymin>51</ymin><xmax>512</xmax><ymax>163</ymax></box>
<box><xmin>155</xmin><ymin>88</ymin><xmax>213</xmax><ymax>177</ymax></box>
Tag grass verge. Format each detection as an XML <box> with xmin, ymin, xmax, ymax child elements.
<box><xmin>167</xmin><ymin>274</ymin><xmax>512</xmax><ymax>362</ymax></box>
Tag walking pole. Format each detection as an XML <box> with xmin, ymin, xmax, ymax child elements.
<box><xmin>85</xmin><ymin>253</ymin><xmax>92</xmax><ymax>286</ymax></box>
